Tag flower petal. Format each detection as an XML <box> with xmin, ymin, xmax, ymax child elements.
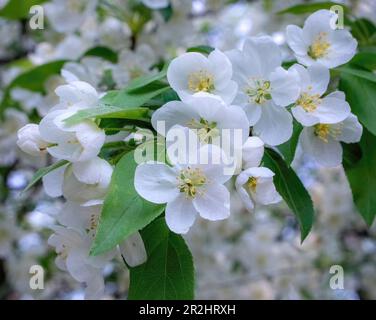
<box><xmin>270</xmin><ymin>66</ymin><xmax>300</xmax><ymax>106</ymax></box>
<box><xmin>193</xmin><ymin>183</ymin><xmax>230</xmax><ymax>221</ymax></box>
<box><xmin>165</xmin><ymin>194</ymin><xmax>197</xmax><ymax>234</ymax></box>
<box><xmin>337</xmin><ymin>113</ymin><xmax>363</xmax><ymax>143</ymax></box>
<box><xmin>300</xmin><ymin>127</ymin><xmax>343</xmax><ymax>167</ymax></box>
<box><xmin>134</xmin><ymin>162</ymin><xmax>179</xmax><ymax>204</ymax></box>
<box><xmin>119</xmin><ymin>232</ymin><xmax>147</xmax><ymax>267</ymax></box>
<box><xmin>253</xmin><ymin>102</ymin><xmax>293</xmax><ymax>146</ymax></box>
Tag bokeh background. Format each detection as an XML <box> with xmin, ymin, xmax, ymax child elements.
<box><xmin>1</xmin><ymin>0</ymin><xmax>376</xmax><ymax>299</ymax></box>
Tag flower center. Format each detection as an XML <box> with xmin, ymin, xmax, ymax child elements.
<box><xmin>314</xmin><ymin>124</ymin><xmax>342</xmax><ymax>143</ymax></box>
<box><xmin>129</xmin><ymin>67</ymin><xmax>143</xmax><ymax>79</ymax></box>
<box><xmin>246</xmin><ymin>177</ymin><xmax>258</xmax><ymax>193</ymax></box>
<box><xmin>308</xmin><ymin>32</ymin><xmax>331</xmax><ymax>60</ymax></box>
<box><xmin>245</xmin><ymin>79</ymin><xmax>271</xmax><ymax>105</ymax></box>
<box><xmin>297</xmin><ymin>92</ymin><xmax>322</xmax><ymax>112</ymax></box>
<box><xmin>188</xmin><ymin>70</ymin><xmax>215</xmax><ymax>93</ymax></box>
<box><xmin>187</xmin><ymin>118</ymin><xmax>219</xmax><ymax>144</ymax></box>
<box><xmin>178</xmin><ymin>167</ymin><xmax>207</xmax><ymax>198</ymax></box>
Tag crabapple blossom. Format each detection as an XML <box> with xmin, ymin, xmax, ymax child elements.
<box><xmin>17</xmin><ymin>124</ymin><xmax>49</xmax><ymax>157</ymax></box>
<box><xmin>167</xmin><ymin>49</ymin><xmax>238</xmax><ymax>104</ymax></box>
<box><xmin>299</xmin><ymin>113</ymin><xmax>363</xmax><ymax>167</ymax></box>
<box><xmin>135</xmin><ymin>132</ymin><xmax>234</xmax><ymax>234</ymax></box>
<box><xmin>151</xmin><ymin>95</ymin><xmax>249</xmax><ymax>146</ymax></box>
<box><xmin>48</xmin><ymin>225</ymin><xmax>115</xmax><ymax>299</ymax></box>
<box><xmin>226</xmin><ymin>36</ymin><xmax>300</xmax><ymax>145</ymax></box>
<box><xmin>112</xmin><ymin>45</ymin><xmax>157</xmax><ymax>88</ymax></box>
<box><xmin>241</xmin><ymin>136</ymin><xmax>264</xmax><ymax>170</ymax></box>
<box><xmin>57</xmin><ymin>202</ymin><xmax>146</xmax><ymax>268</ymax></box>
<box><xmin>38</xmin><ymin>109</ymin><xmax>105</xmax><ymax>162</ymax></box>
<box><xmin>290</xmin><ymin>64</ymin><xmax>350</xmax><ymax>126</ymax></box>
<box><xmin>55</xmin><ymin>71</ymin><xmax>100</xmax><ymax>110</ymax></box>
<box><xmin>286</xmin><ymin>10</ymin><xmax>357</xmax><ymax>68</ymax></box>
<box><xmin>235</xmin><ymin>167</ymin><xmax>282</xmax><ymax>212</ymax></box>
<box><xmin>42</xmin><ymin>157</ymin><xmax>113</xmax><ymax>206</ymax></box>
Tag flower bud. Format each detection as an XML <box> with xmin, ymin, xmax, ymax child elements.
<box><xmin>17</xmin><ymin>124</ymin><xmax>49</xmax><ymax>156</ymax></box>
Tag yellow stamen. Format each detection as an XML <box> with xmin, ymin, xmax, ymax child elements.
<box><xmin>187</xmin><ymin>118</ymin><xmax>219</xmax><ymax>144</ymax></box>
<box><xmin>297</xmin><ymin>92</ymin><xmax>322</xmax><ymax>112</ymax></box>
<box><xmin>308</xmin><ymin>32</ymin><xmax>331</xmax><ymax>60</ymax></box>
<box><xmin>314</xmin><ymin>124</ymin><xmax>342</xmax><ymax>143</ymax></box>
<box><xmin>188</xmin><ymin>70</ymin><xmax>215</xmax><ymax>93</ymax></box>
<box><xmin>245</xmin><ymin>79</ymin><xmax>271</xmax><ymax>105</ymax></box>
<box><xmin>178</xmin><ymin>167</ymin><xmax>207</xmax><ymax>198</ymax></box>
<box><xmin>247</xmin><ymin>177</ymin><xmax>258</xmax><ymax>192</ymax></box>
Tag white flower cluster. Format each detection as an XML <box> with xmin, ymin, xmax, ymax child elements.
<box><xmin>134</xmin><ymin>9</ymin><xmax>362</xmax><ymax>234</ymax></box>
<box><xmin>16</xmin><ymin>71</ymin><xmax>146</xmax><ymax>299</ymax></box>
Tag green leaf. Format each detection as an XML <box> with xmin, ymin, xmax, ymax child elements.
<box><xmin>342</xmin><ymin>142</ymin><xmax>362</xmax><ymax>169</ymax></box>
<box><xmin>344</xmin><ymin>130</ymin><xmax>376</xmax><ymax>226</ymax></box>
<box><xmin>23</xmin><ymin>160</ymin><xmax>68</xmax><ymax>194</ymax></box>
<box><xmin>0</xmin><ymin>0</ymin><xmax>47</xmax><ymax>19</ymax></box>
<box><xmin>278</xmin><ymin>121</ymin><xmax>303</xmax><ymax>166</ymax></box>
<box><xmin>158</xmin><ymin>5</ymin><xmax>173</xmax><ymax>22</ymax></box>
<box><xmin>134</xmin><ymin>137</ymin><xmax>167</xmax><ymax>163</ymax></box>
<box><xmin>349</xmin><ymin>52</ymin><xmax>376</xmax><ymax>71</ymax></box>
<box><xmin>350</xmin><ymin>18</ymin><xmax>376</xmax><ymax>46</ymax></box>
<box><xmin>65</xmin><ymin>82</ymin><xmax>170</xmax><ymax>125</ymax></box>
<box><xmin>82</xmin><ymin>46</ymin><xmax>118</xmax><ymax>63</ymax></box>
<box><xmin>187</xmin><ymin>45</ymin><xmax>215</xmax><ymax>55</ymax></box>
<box><xmin>277</xmin><ymin>2</ymin><xmax>349</xmax><ymax>15</ymax></box>
<box><xmin>339</xmin><ymin>67</ymin><xmax>376</xmax><ymax>136</ymax></box>
<box><xmin>65</xmin><ymin>105</ymin><xmax>151</xmax><ymax>126</ymax></box>
<box><xmin>91</xmin><ymin>151</ymin><xmax>165</xmax><ymax>256</ymax></box>
<box><xmin>337</xmin><ymin>66</ymin><xmax>376</xmax><ymax>83</ymax></box>
<box><xmin>128</xmin><ymin>217</ymin><xmax>194</xmax><ymax>300</ymax></box>
<box><xmin>263</xmin><ymin>149</ymin><xmax>314</xmax><ymax>241</ymax></box>
<box><xmin>125</xmin><ymin>65</ymin><xmax>168</xmax><ymax>92</ymax></box>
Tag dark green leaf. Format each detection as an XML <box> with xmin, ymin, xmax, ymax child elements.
<box><xmin>158</xmin><ymin>5</ymin><xmax>173</xmax><ymax>22</ymax></box>
<box><xmin>337</xmin><ymin>66</ymin><xmax>376</xmax><ymax>83</ymax></box>
<box><xmin>0</xmin><ymin>0</ymin><xmax>47</xmax><ymax>19</ymax></box>
<box><xmin>91</xmin><ymin>151</ymin><xmax>165</xmax><ymax>256</ymax></box>
<box><xmin>278</xmin><ymin>121</ymin><xmax>303</xmax><ymax>166</ymax></box>
<box><xmin>263</xmin><ymin>148</ymin><xmax>314</xmax><ymax>241</ymax></box>
<box><xmin>342</xmin><ymin>142</ymin><xmax>362</xmax><ymax>169</ymax></box>
<box><xmin>187</xmin><ymin>45</ymin><xmax>215</xmax><ymax>55</ymax></box>
<box><xmin>350</xmin><ymin>18</ymin><xmax>376</xmax><ymax>46</ymax></box>
<box><xmin>126</xmin><ymin>65</ymin><xmax>168</xmax><ymax>92</ymax></box>
<box><xmin>349</xmin><ymin>52</ymin><xmax>376</xmax><ymax>71</ymax></box>
<box><xmin>65</xmin><ymin>105</ymin><xmax>151</xmax><ymax>126</ymax></box>
<box><xmin>128</xmin><ymin>217</ymin><xmax>194</xmax><ymax>300</ymax></box>
<box><xmin>22</xmin><ymin>160</ymin><xmax>68</xmax><ymax>194</ymax></box>
<box><xmin>277</xmin><ymin>2</ymin><xmax>349</xmax><ymax>15</ymax></box>
<box><xmin>339</xmin><ymin>67</ymin><xmax>376</xmax><ymax>136</ymax></box>
<box><xmin>65</xmin><ymin>82</ymin><xmax>170</xmax><ymax>125</ymax></box>
<box><xmin>344</xmin><ymin>130</ymin><xmax>376</xmax><ymax>226</ymax></box>
<box><xmin>82</xmin><ymin>46</ymin><xmax>118</xmax><ymax>63</ymax></box>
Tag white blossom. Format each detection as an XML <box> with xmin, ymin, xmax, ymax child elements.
<box><xmin>226</xmin><ymin>36</ymin><xmax>300</xmax><ymax>145</ymax></box>
<box><xmin>291</xmin><ymin>64</ymin><xmax>351</xmax><ymax>126</ymax></box>
<box><xmin>299</xmin><ymin>113</ymin><xmax>363</xmax><ymax>167</ymax></box>
<box><xmin>167</xmin><ymin>49</ymin><xmax>238</xmax><ymax>104</ymax></box>
<box><xmin>39</xmin><ymin>109</ymin><xmax>105</xmax><ymax>162</ymax></box>
<box><xmin>235</xmin><ymin>167</ymin><xmax>281</xmax><ymax>212</ymax></box>
<box><xmin>286</xmin><ymin>9</ymin><xmax>357</xmax><ymax>68</ymax></box>
<box><xmin>135</xmin><ymin>131</ymin><xmax>233</xmax><ymax>234</ymax></box>
<box><xmin>17</xmin><ymin>124</ymin><xmax>49</xmax><ymax>157</ymax></box>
